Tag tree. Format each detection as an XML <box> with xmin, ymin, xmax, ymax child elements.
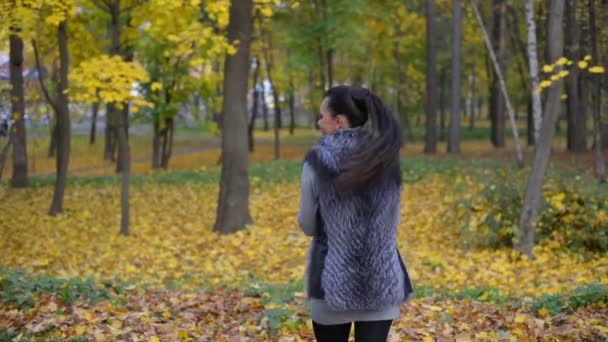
<box><xmin>564</xmin><ymin>0</ymin><xmax>586</xmax><ymax>152</ymax></box>
<box><xmin>489</xmin><ymin>0</ymin><xmax>507</xmax><ymax>148</ymax></box>
<box><xmin>69</xmin><ymin>55</ymin><xmax>151</xmax><ymax>233</ymax></box>
<box><xmin>9</xmin><ymin>31</ymin><xmax>28</xmax><ymax>187</ymax></box>
<box><xmin>447</xmin><ymin>0</ymin><xmax>462</xmax><ymax>153</ymax></box>
<box><xmin>33</xmin><ymin>20</ymin><xmax>71</xmax><ymax>215</ymax></box>
<box><xmin>524</xmin><ymin>0</ymin><xmax>543</xmax><ymax>147</ymax></box>
<box><xmin>518</xmin><ymin>0</ymin><xmax>565</xmax><ymax>259</ymax></box>
<box><xmin>214</xmin><ymin>0</ymin><xmax>254</xmax><ymax>234</ymax></box>
<box><xmin>424</xmin><ymin>0</ymin><xmax>438</xmax><ymax>154</ymax></box>
<box><xmin>588</xmin><ymin>0</ymin><xmax>606</xmax><ymax>182</ymax></box>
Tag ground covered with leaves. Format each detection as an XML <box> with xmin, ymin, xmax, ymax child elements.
<box><xmin>2</xmin><ymin>156</ymin><xmax>608</xmax><ymax>341</ymax></box>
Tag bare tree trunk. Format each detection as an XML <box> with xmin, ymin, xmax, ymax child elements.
<box><xmin>9</xmin><ymin>32</ymin><xmax>28</xmax><ymax>187</ymax></box>
<box><xmin>424</xmin><ymin>0</ymin><xmax>438</xmax><ymax>154</ymax></box>
<box><xmin>288</xmin><ymin>71</ymin><xmax>295</xmax><ymax>135</ymax></box>
<box><xmin>468</xmin><ymin>66</ymin><xmax>477</xmax><ymax>130</ymax></box>
<box><xmin>261</xmin><ymin>83</ymin><xmax>269</xmax><ymax>131</ymax></box>
<box><xmin>439</xmin><ymin>67</ymin><xmax>447</xmax><ymax>142</ymax></box>
<box><xmin>589</xmin><ymin>0</ymin><xmax>606</xmax><ymax>182</ymax></box>
<box><xmin>89</xmin><ymin>100</ymin><xmax>99</xmax><ymax>145</ymax></box>
<box><xmin>214</xmin><ymin>0</ymin><xmax>254</xmax><ymax>234</ymax></box>
<box><xmin>470</xmin><ymin>0</ymin><xmax>524</xmax><ymax>168</ymax></box>
<box><xmin>565</xmin><ymin>0</ymin><xmax>587</xmax><ymax>152</ymax></box>
<box><xmin>490</xmin><ymin>0</ymin><xmax>507</xmax><ymax>147</ymax></box>
<box><xmin>117</xmin><ymin>100</ymin><xmax>130</xmax><ymax>235</ymax></box>
<box><xmin>152</xmin><ymin>118</ymin><xmax>161</xmax><ymax>168</ymax></box>
<box><xmin>448</xmin><ymin>0</ymin><xmax>462</xmax><ymax>153</ymax></box>
<box><xmin>525</xmin><ymin>0</ymin><xmax>543</xmax><ymax>145</ymax></box>
<box><xmin>104</xmin><ymin>103</ymin><xmax>115</xmax><ymax>161</ymax></box>
<box><xmin>518</xmin><ymin>0</ymin><xmax>565</xmax><ymax>259</ymax></box>
<box><xmin>248</xmin><ymin>57</ymin><xmax>260</xmax><ymax>152</ymax></box>
<box><xmin>160</xmin><ymin>117</ymin><xmax>173</xmax><ymax>169</ymax></box>
<box><xmin>49</xmin><ymin>21</ymin><xmax>71</xmax><ymax>216</ymax></box>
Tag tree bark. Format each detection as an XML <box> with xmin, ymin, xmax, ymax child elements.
<box><xmin>524</xmin><ymin>0</ymin><xmax>543</xmax><ymax>146</ymax></box>
<box><xmin>468</xmin><ymin>66</ymin><xmax>477</xmax><ymax>130</ymax></box>
<box><xmin>214</xmin><ymin>0</ymin><xmax>254</xmax><ymax>234</ymax></box>
<box><xmin>565</xmin><ymin>0</ymin><xmax>587</xmax><ymax>152</ymax></box>
<box><xmin>9</xmin><ymin>32</ymin><xmax>28</xmax><ymax>187</ymax></box>
<box><xmin>447</xmin><ymin>0</ymin><xmax>462</xmax><ymax>153</ymax></box>
<box><xmin>49</xmin><ymin>21</ymin><xmax>71</xmax><ymax>216</ymax></box>
<box><xmin>89</xmin><ymin>100</ymin><xmax>99</xmax><ymax>145</ymax></box>
<box><xmin>518</xmin><ymin>0</ymin><xmax>565</xmax><ymax>259</ymax></box>
<box><xmin>261</xmin><ymin>35</ymin><xmax>281</xmax><ymax>159</ymax></box>
<box><xmin>424</xmin><ymin>0</ymin><xmax>438</xmax><ymax>154</ymax></box>
<box><xmin>439</xmin><ymin>66</ymin><xmax>447</xmax><ymax>142</ymax></box>
<box><xmin>160</xmin><ymin>117</ymin><xmax>173</xmax><ymax>169</ymax></box>
<box><xmin>248</xmin><ymin>57</ymin><xmax>260</xmax><ymax>152</ymax></box>
<box><xmin>261</xmin><ymin>82</ymin><xmax>269</xmax><ymax>131</ymax></box>
<box><xmin>589</xmin><ymin>0</ymin><xmax>606</xmax><ymax>182</ymax></box>
<box><xmin>288</xmin><ymin>71</ymin><xmax>295</xmax><ymax>135</ymax></box>
<box><xmin>117</xmin><ymin>101</ymin><xmax>130</xmax><ymax>235</ymax></box>
<box><xmin>490</xmin><ymin>0</ymin><xmax>507</xmax><ymax>147</ymax></box>
<box><xmin>152</xmin><ymin>118</ymin><xmax>161</xmax><ymax>168</ymax></box>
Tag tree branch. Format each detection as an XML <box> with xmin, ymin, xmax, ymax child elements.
<box><xmin>31</xmin><ymin>39</ymin><xmax>59</xmax><ymax>115</ymax></box>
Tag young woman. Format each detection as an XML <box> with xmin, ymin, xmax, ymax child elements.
<box><xmin>298</xmin><ymin>85</ymin><xmax>413</xmax><ymax>341</ymax></box>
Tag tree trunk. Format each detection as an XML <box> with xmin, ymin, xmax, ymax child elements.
<box><xmin>490</xmin><ymin>0</ymin><xmax>507</xmax><ymax>148</ymax></box>
<box><xmin>321</xmin><ymin>0</ymin><xmax>332</xmax><ymax>88</ymax></box>
<box><xmin>448</xmin><ymin>0</ymin><xmax>462</xmax><ymax>154</ymax></box>
<box><xmin>470</xmin><ymin>0</ymin><xmax>524</xmax><ymax>167</ymax></box>
<box><xmin>565</xmin><ymin>0</ymin><xmax>587</xmax><ymax>152</ymax></box>
<box><xmin>261</xmin><ymin>83</ymin><xmax>269</xmax><ymax>131</ymax></box>
<box><xmin>288</xmin><ymin>72</ymin><xmax>295</xmax><ymax>135</ymax></box>
<box><xmin>524</xmin><ymin>0</ymin><xmax>543</xmax><ymax>147</ymax></box>
<box><xmin>9</xmin><ymin>32</ymin><xmax>28</xmax><ymax>187</ymax></box>
<box><xmin>152</xmin><ymin>119</ymin><xmax>161</xmax><ymax>168</ymax></box>
<box><xmin>214</xmin><ymin>0</ymin><xmax>254</xmax><ymax>234</ymax></box>
<box><xmin>160</xmin><ymin>117</ymin><xmax>173</xmax><ymax>169</ymax></box>
<box><xmin>248</xmin><ymin>57</ymin><xmax>260</xmax><ymax>152</ymax></box>
<box><xmin>48</xmin><ymin>122</ymin><xmax>57</xmax><ymax>157</ymax></box>
<box><xmin>424</xmin><ymin>0</ymin><xmax>438</xmax><ymax>154</ymax></box>
<box><xmin>518</xmin><ymin>0</ymin><xmax>565</xmax><ymax>259</ymax></box>
<box><xmin>104</xmin><ymin>104</ymin><xmax>117</xmax><ymax>161</ymax></box>
<box><xmin>90</xmin><ymin>100</ymin><xmax>99</xmax><ymax>145</ymax></box>
<box><xmin>589</xmin><ymin>0</ymin><xmax>606</xmax><ymax>182</ymax></box>
<box><xmin>49</xmin><ymin>21</ymin><xmax>71</xmax><ymax>216</ymax></box>
<box><xmin>468</xmin><ymin>66</ymin><xmax>477</xmax><ymax>130</ymax></box>
<box><xmin>439</xmin><ymin>67</ymin><xmax>447</xmax><ymax>142</ymax></box>
<box><xmin>117</xmin><ymin>98</ymin><xmax>130</xmax><ymax>235</ymax></box>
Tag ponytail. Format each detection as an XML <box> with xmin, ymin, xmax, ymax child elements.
<box><xmin>325</xmin><ymin>86</ymin><xmax>402</xmax><ymax>192</ymax></box>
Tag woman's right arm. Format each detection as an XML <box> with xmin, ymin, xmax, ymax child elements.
<box><xmin>297</xmin><ymin>162</ymin><xmax>319</xmax><ymax>236</ymax></box>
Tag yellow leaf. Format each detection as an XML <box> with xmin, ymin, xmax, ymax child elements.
<box><xmin>556</xmin><ymin>57</ymin><xmax>569</xmax><ymax>66</ymax></box>
<box><xmin>589</xmin><ymin>66</ymin><xmax>605</xmax><ymax>74</ymax></box>
<box><xmin>543</xmin><ymin>65</ymin><xmax>554</xmax><ymax>73</ymax></box>
<box><xmin>75</xmin><ymin>324</ymin><xmax>87</xmax><ymax>336</ymax></box>
<box><xmin>150</xmin><ymin>337</ymin><xmax>160</xmax><ymax>342</ymax></box>
<box><xmin>578</xmin><ymin>61</ymin><xmax>588</xmax><ymax>69</ymax></box>
<box><xmin>514</xmin><ymin>314</ymin><xmax>528</xmax><ymax>324</ymax></box>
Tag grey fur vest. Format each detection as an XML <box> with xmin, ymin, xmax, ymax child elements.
<box><xmin>304</xmin><ymin>128</ymin><xmax>413</xmax><ymax>311</ymax></box>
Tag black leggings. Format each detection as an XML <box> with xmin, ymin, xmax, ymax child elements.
<box><xmin>312</xmin><ymin>320</ymin><xmax>393</xmax><ymax>342</ymax></box>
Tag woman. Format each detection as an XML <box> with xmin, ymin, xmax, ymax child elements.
<box><xmin>298</xmin><ymin>85</ymin><xmax>413</xmax><ymax>341</ymax></box>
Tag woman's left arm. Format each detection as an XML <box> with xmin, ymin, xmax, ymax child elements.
<box><xmin>297</xmin><ymin>162</ymin><xmax>319</xmax><ymax>236</ymax></box>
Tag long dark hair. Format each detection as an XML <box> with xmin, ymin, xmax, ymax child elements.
<box><xmin>324</xmin><ymin>85</ymin><xmax>402</xmax><ymax>191</ymax></box>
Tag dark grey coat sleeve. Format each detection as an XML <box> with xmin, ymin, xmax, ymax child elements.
<box><xmin>297</xmin><ymin>162</ymin><xmax>319</xmax><ymax>236</ymax></box>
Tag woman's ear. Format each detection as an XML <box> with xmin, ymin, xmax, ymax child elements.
<box><xmin>336</xmin><ymin>114</ymin><xmax>348</xmax><ymax>129</ymax></box>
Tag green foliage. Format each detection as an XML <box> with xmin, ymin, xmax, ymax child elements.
<box><xmin>0</xmin><ymin>268</ymin><xmax>112</xmax><ymax>309</ymax></box>
<box><xmin>458</xmin><ymin>168</ymin><xmax>608</xmax><ymax>252</ymax></box>
<box><xmin>244</xmin><ymin>279</ymin><xmax>305</xmax><ymax>336</ymax></box>
<box><xmin>532</xmin><ymin>283</ymin><xmax>607</xmax><ymax>316</ymax></box>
